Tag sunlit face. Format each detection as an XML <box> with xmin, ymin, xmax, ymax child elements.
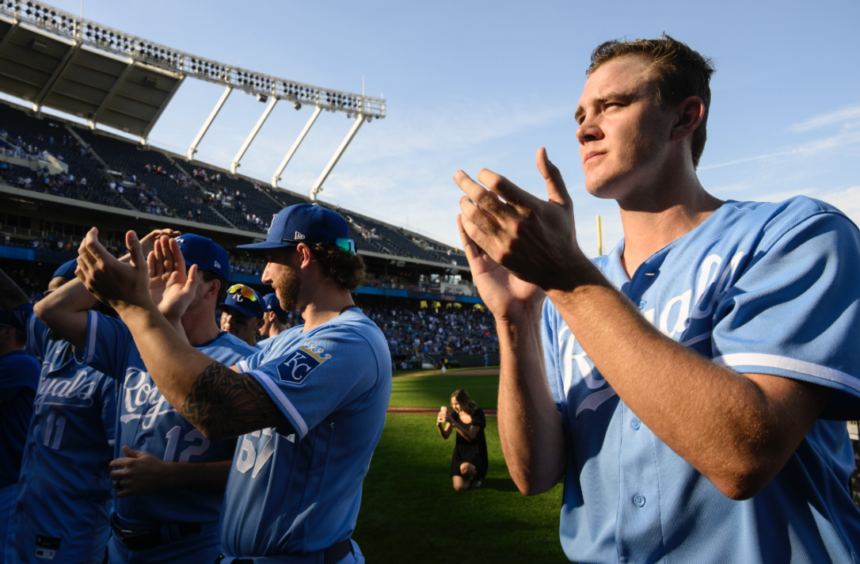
<box><xmin>450</xmin><ymin>397</ymin><xmax>462</xmax><ymax>413</ymax></box>
<box><xmin>262</xmin><ymin>249</ymin><xmax>302</xmax><ymax>312</ymax></box>
<box><xmin>575</xmin><ymin>55</ymin><xmax>675</xmax><ymax>201</ymax></box>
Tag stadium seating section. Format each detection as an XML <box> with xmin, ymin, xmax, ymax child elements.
<box><xmin>0</xmin><ymin>102</ymin><xmax>465</xmax><ymax>266</ymax></box>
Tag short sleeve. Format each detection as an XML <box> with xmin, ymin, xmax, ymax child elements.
<box><xmin>541</xmin><ymin>299</ymin><xmax>567</xmax><ymax>422</ymax></box>
<box><xmin>236</xmin><ymin>344</ymin><xmax>267</xmax><ymax>373</ymax></box>
<box><xmin>11</xmin><ymin>303</ymin><xmax>47</xmax><ymax>361</ymax></box>
<box><xmin>711</xmin><ymin>212</ymin><xmax>860</xmax><ymax>419</ymax></box>
<box><xmin>73</xmin><ymin>311</ymin><xmax>132</xmax><ymax>380</ymax></box>
<box><xmin>245</xmin><ymin>330</ymin><xmax>380</xmax><ymax>440</ymax></box>
<box><xmin>471</xmin><ymin>409</ymin><xmax>486</xmax><ymax>429</ymax></box>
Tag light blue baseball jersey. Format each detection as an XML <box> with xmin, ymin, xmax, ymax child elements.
<box><xmin>76</xmin><ymin>311</ymin><xmax>256</xmax><ymax>528</ymax></box>
<box><xmin>6</xmin><ymin>304</ymin><xmax>116</xmax><ymax>564</ymax></box>
<box><xmin>543</xmin><ymin>197</ymin><xmax>860</xmax><ymax>564</ymax></box>
<box><xmin>221</xmin><ymin>308</ymin><xmax>391</xmax><ymax>558</ymax></box>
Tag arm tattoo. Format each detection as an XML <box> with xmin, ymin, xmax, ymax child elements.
<box><xmin>181</xmin><ymin>362</ymin><xmax>290</xmax><ymax>440</ymax></box>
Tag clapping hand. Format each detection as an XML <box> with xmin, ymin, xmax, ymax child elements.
<box><xmin>455</xmin><ymin>148</ymin><xmax>585</xmax><ymax>317</ymax></box>
<box><xmin>148</xmin><ymin>235</ymin><xmax>203</xmax><ymax>323</ymax></box>
<box><xmin>76</xmin><ymin>228</ymin><xmax>151</xmax><ymax>313</ymax></box>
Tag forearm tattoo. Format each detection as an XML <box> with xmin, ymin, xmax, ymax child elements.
<box><xmin>181</xmin><ymin>362</ymin><xmax>289</xmax><ymax>440</ymax></box>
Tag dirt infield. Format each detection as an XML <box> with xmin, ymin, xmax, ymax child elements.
<box><xmin>392</xmin><ymin>368</ymin><xmax>499</xmax><ymax>378</ymax></box>
<box><xmin>387</xmin><ymin>407</ymin><xmax>498</xmax><ymax>416</ymax></box>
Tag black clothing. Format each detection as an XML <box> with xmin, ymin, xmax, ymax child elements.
<box><xmin>449</xmin><ymin>408</ymin><xmax>488</xmax><ymax>480</ymax></box>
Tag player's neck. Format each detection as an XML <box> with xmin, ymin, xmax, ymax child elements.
<box><xmin>617</xmin><ymin>172</ymin><xmax>721</xmax><ymax>278</ymax></box>
<box><xmin>299</xmin><ymin>286</ymin><xmax>356</xmax><ymax>332</ymax></box>
<box><xmin>182</xmin><ymin>306</ymin><xmax>222</xmax><ymax>346</ymax></box>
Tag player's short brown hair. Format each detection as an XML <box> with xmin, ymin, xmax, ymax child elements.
<box><xmin>200</xmin><ymin>269</ymin><xmax>227</xmax><ymax>304</ymax></box>
<box><xmin>587</xmin><ymin>34</ymin><xmax>715</xmax><ymax>168</ymax></box>
<box><xmin>309</xmin><ymin>244</ymin><xmax>366</xmax><ymax>291</ymax></box>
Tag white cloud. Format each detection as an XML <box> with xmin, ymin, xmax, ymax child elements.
<box><xmin>752</xmin><ymin>187</ymin><xmax>818</xmax><ymax>203</ymax></box>
<box><xmin>815</xmin><ymin>186</ymin><xmax>860</xmax><ymax>225</ymax></box>
<box><xmin>699</xmin><ymin>128</ymin><xmax>860</xmax><ymax>171</ymax></box>
<box><xmin>789</xmin><ymin>105</ymin><xmax>860</xmax><ymax>133</ymax></box>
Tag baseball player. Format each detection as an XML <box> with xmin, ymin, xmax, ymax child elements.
<box><xmin>0</xmin><ymin>313</ymin><xmax>39</xmax><ymax>561</ymax></box>
<box><xmin>37</xmin><ymin>234</ymin><xmax>257</xmax><ymax>564</ymax></box>
<box><xmin>455</xmin><ymin>35</ymin><xmax>860</xmax><ymax>562</ymax></box>
<box><xmin>0</xmin><ymin>260</ymin><xmax>116</xmax><ymax>564</ymax></box>
<box><xmin>73</xmin><ymin>204</ymin><xmax>391</xmax><ymax>563</ymax></box>
<box><xmin>219</xmin><ymin>284</ymin><xmax>263</xmax><ymax>348</ymax></box>
<box><xmin>258</xmin><ymin>293</ymin><xmax>288</xmax><ymax>344</ymax></box>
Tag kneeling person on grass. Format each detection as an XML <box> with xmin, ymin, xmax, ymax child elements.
<box><xmin>74</xmin><ymin>204</ymin><xmax>391</xmax><ymax>564</ymax></box>
<box><xmin>437</xmin><ymin>389</ymin><xmax>488</xmax><ymax>491</ymax></box>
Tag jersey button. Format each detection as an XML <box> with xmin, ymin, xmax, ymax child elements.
<box><xmin>633</xmin><ymin>495</ymin><xmax>646</xmax><ymax>507</ymax></box>
<box><xmin>138</xmin><ymin>438</ymin><xmax>146</xmax><ymax>446</ymax></box>
<box><xmin>631</xmin><ymin>419</ymin><xmax>641</xmax><ymax>430</ymax></box>
<box><xmin>638</xmin><ymin>300</ymin><xmax>647</xmax><ymax>309</ymax></box>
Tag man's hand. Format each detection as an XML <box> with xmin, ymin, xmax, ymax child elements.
<box><xmin>76</xmin><ymin>228</ymin><xmax>151</xmax><ymax>313</ymax></box>
<box><xmin>458</xmin><ymin>215</ymin><xmax>545</xmax><ymax>321</ymax></box>
<box><xmin>138</xmin><ymin>228</ymin><xmax>181</xmax><ymax>259</ymax></box>
<box><xmin>109</xmin><ymin>446</ymin><xmax>172</xmax><ymax>498</ymax></box>
<box><xmin>455</xmin><ymin>148</ymin><xmax>587</xmax><ymax>292</ymax></box>
<box><xmin>148</xmin><ymin>236</ymin><xmax>202</xmax><ymax>323</ymax></box>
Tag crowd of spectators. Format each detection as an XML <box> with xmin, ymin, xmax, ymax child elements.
<box><xmin>361</xmin><ymin>305</ymin><xmax>498</xmax><ymax>359</ymax></box>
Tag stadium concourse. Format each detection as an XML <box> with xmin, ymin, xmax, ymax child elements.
<box><xmin>0</xmin><ymin>99</ymin><xmax>497</xmax><ymax>369</ymax></box>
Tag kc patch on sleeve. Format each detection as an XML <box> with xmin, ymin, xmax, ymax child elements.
<box><xmin>276</xmin><ymin>342</ymin><xmax>331</xmax><ymax>385</ymax></box>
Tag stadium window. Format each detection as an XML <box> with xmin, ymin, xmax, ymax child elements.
<box><xmin>19</xmin><ymin>217</ymin><xmax>31</xmax><ymax>229</ymax></box>
<box><xmin>74</xmin><ymin>225</ymin><xmax>83</xmax><ymax>237</ymax></box>
<box><xmin>5</xmin><ymin>214</ymin><xmax>19</xmax><ymax>228</ymax></box>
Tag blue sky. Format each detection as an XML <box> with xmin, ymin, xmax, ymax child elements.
<box><xmin>30</xmin><ymin>0</ymin><xmax>860</xmax><ymax>254</ymax></box>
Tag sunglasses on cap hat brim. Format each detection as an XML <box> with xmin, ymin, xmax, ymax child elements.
<box><xmin>227</xmin><ymin>285</ymin><xmax>259</xmax><ymax>301</ymax></box>
<box><xmin>280</xmin><ymin>238</ymin><xmax>355</xmax><ymax>254</ymax></box>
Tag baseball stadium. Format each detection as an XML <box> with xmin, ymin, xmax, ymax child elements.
<box><xmin>0</xmin><ymin>1</ymin><xmax>858</xmax><ymax>564</ymax></box>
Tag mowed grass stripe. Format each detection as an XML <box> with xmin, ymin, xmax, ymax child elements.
<box><xmin>389</xmin><ymin>373</ymin><xmax>501</xmax><ymax>409</ymax></box>
<box><xmin>355</xmin><ymin>413</ymin><xmax>567</xmax><ymax>563</ymax></box>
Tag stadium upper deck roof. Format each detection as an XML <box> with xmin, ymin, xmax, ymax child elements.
<box><xmin>0</xmin><ymin>0</ymin><xmax>386</xmax><ymax>199</ymax></box>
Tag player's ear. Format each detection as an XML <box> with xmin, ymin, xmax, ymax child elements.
<box><xmin>670</xmin><ymin>96</ymin><xmax>705</xmax><ymax>142</ymax></box>
<box><xmin>296</xmin><ymin>243</ymin><xmax>313</xmax><ymax>269</ymax></box>
<box><xmin>203</xmin><ymin>277</ymin><xmax>221</xmax><ymax>301</ymax></box>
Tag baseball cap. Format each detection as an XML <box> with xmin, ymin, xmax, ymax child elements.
<box><xmin>220</xmin><ymin>284</ymin><xmax>263</xmax><ymax>318</ymax></box>
<box><xmin>0</xmin><ymin>310</ymin><xmax>14</xmax><ymax>328</ymax></box>
<box><xmin>262</xmin><ymin>293</ymin><xmax>287</xmax><ymax>317</ymax></box>
<box><xmin>175</xmin><ymin>234</ymin><xmax>230</xmax><ymax>281</ymax></box>
<box><xmin>52</xmin><ymin>259</ymin><xmax>78</xmax><ymax>279</ymax></box>
<box><xmin>237</xmin><ymin>204</ymin><xmax>354</xmax><ymax>254</ymax></box>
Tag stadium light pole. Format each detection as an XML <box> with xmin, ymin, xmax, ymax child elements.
<box><xmin>271</xmin><ymin>105</ymin><xmax>322</xmax><ymax>188</ymax></box>
<box><xmin>187</xmin><ymin>86</ymin><xmax>232</xmax><ymax>160</ymax></box>
<box><xmin>231</xmin><ymin>95</ymin><xmax>278</xmax><ymax>174</ymax></box>
<box><xmin>309</xmin><ymin>114</ymin><xmax>365</xmax><ymax>202</ymax></box>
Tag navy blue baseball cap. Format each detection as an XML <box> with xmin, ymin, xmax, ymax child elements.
<box><xmin>175</xmin><ymin>234</ymin><xmax>230</xmax><ymax>281</ymax></box>
<box><xmin>0</xmin><ymin>310</ymin><xmax>14</xmax><ymax>328</ymax></box>
<box><xmin>262</xmin><ymin>293</ymin><xmax>287</xmax><ymax>317</ymax></box>
<box><xmin>220</xmin><ymin>284</ymin><xmax>263</xmax><ymax>318</ymax></box>
<box><xmin>52</xmin><ymin>259</ymin><xmax>78</xmax><ymax>279</ymax></box>
<box><xmin>237</xmin><ymin>204</ymin><xmax>355</xmax><ymax>254</ymax></box>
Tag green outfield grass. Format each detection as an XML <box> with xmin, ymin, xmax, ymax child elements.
<box><xmin>354</xmin><ymin>414</ymin><xmax>568</xmax><ymax>563</ymax></box>
<box><xmin>392</xmin><ymin>366</ymin><xmax>500</xmax><ymax>377</ymax></box>
<box><xmin>389</xmin><ymin>373</ymin><xmax>500</xmax><ymax>409</ymax></box>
